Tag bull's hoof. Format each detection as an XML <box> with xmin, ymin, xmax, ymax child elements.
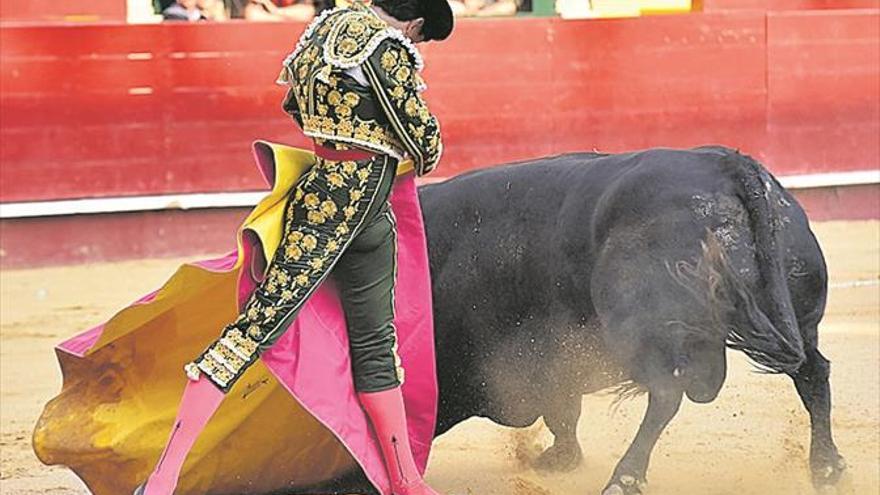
<box><xmin>532</xmin><ymin>441</ymin><xmax>583</xmax><ymax>472</ymax></box>
<box><xmin>601</xmin><ymin>474</ymin><xmax>646</xmax><ymax>495</ymax></box>
<box><xmin>811</xmin><ymin>454</ymin><xmax>847</xmax><ymax>489</ymax></box>
<box><xmin>815</xmin><ymin>485</ymin><xmax>838</xmax><ymax>495</ymax></box>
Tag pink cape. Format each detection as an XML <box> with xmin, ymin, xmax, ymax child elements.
<box><xmin>51</xmin><ymin>141</ymin><xmax>438</xmax><ymax>494</ymax></box>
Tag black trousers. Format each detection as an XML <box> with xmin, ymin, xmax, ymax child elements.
<box><xmin>189</xmin><ymin>153</ymin><xmax>403</xmax><ymax>393</ymax></box>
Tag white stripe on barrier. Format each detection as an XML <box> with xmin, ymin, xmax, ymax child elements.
<box><xmin>779</xmin><ymin>170</ymin><xmax>879</xmax><ymax>189</ymax></box>
<box><xmin>0</xmin><ymin>170</ymin><xmax>876</xmax><ymax>219</ymax></box>
<box><xmin>0</xmin><ymin>192</ymin><xmax>266</xmax><ymax>219</ymax></box>
<box><xmin>829</xmin><ymin>279</ymin><xmax>880</xmax><ymax>289</ymax></box>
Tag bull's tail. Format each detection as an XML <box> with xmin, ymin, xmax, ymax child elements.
<box><xmin>671</xmin><ymin>152</ymin><xmax>805</xmax><ymax>374</ymax></box>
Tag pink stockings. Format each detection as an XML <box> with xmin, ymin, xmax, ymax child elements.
<box><xmin>141</xmin><ymin>376</ymin><xmax>224</xmax><ymax>495</ymax></box>
<box><xmin>358</xmin><ymin>387</ymin><xmax>441</xmax><ymax>495</ymax></box>
<box><xmin>140</xmin><ymin>380</ymin><xmax>438</xmax><ymax>495</ymax></box>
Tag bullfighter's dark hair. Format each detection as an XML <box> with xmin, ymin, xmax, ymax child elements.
<box><xmin>372</xmin><ymin>0</ymin><xmax>454</xmax><ymax>41</ymax></box>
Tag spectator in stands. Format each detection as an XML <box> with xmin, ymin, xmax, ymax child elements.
<box><xmin>161</xmin><ymin>0</ymin><xmax>228</xmax><ymax>21</ymax></box>
<box><xmin>242</xmin><ymin>0</ymin><xmax>316</xmax><ymax>21</ymax></box>
<box><xmin>162</xmin><ymin>0</ymin><xmax>206</xmax><ymax>20</ymax></box>
<box><xmin>199</xmin><ymin>0</ymin><xmax>230</xmax><ymax>20</ymax></box>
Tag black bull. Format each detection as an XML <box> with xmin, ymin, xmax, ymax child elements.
<box><xmin>420</xmin><ymin>146</ymin><xmax>845</xmax><ymax>494</ymax></box>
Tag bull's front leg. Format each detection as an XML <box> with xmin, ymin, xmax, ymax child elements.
<box><xmin>533</xmin><ymin>391</ymin><xmax>583</xmax><ymax>472</ymax></box>
<box><xmin>602</xmin><ymin>387</ymin><xmax>682</xmax><ymax>495</ymax></box>
<box><xmin>790</xmin><ymin>345</ymin><xmax>846</xmax><ymax>488</ymax></box>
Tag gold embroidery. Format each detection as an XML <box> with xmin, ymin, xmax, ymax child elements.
<box><xmin>327</xmin><ymin>172</ymin><xmax>345</xmax><ymax>188</ymax></box>
<box><xmin>304</xmin><ymin>193</ymin><xmax>320</xmax><ymax>208</ymax></box>
<box><xmin>216</xmin><ymin>346</ymin><xmax>245</xmax><ymax>369</ymax></box>
<box><xmin>302</xmin><ymin>234</ymin><xmax>318</xmax><ymax>251</ymax></box>
<box><xmin>405</xmin><ymin>97</ymin><xmax>419</xmax><ymax>117</ymax></box>
<box><xmin>323</xmin><ymin>8</ymin><xmax>390</xmax><ymax>68</ymax></box>
<box><xmin>338</xmin><ymin>37</ymin><xmax>358</xmax><ymax>54</ymax></box>
<box><xmin>321</xmin><ymin>199</ymin><xmax>338</xmax><ymax>216</ymax></box>
<box><xmin>381</xmin><ymin>50</ymin><xmax>398</xmax><ymax>71</ymax></box>
<box><xmin>247</xmin><ymin>324</ymin><xmax>263</xmax><ymax>339</ymax></box>
<box><xmin>348</xmin><ymin>20</ymin><xmax>366</xmax><ymax>35</ymax></box>
<box><xmin>394</xmin><ymin>66</ymin><xmax>411</xmax><ymax>83</ymax></box>
<box><xmin>246</xmin><ymin>305</ymin><xmax>260</xmax><ymax>320</ymax></box>
<box><xmin>343</xmin><ymin>92</ymin><xmax>360</xmax><ymax>106</ymax></box>
<box><xmin>410</xmin><ymin>124</ymin><xmax>425</xmax><ymax>139</ymax></box>
<box><xmin>279</xmin><ymin>4</ymin><xmax>427</xmax><ymax>163</ymax></box>
<box><xmin>198</xmin><ymin>356</ymin><xmax>232</xmax><ymax>384</ymax></box>
<box><xmin>337</xmin><ymin>119</ymin><xmax>354</xmax><ymax>137</ymax></box>
<box><xmin>285</xmin><ymin>244</ymin><xmax>303</xmax><ymax>261</ymax></box>
<box><xmin>228</xmin><ymin>329</ymin><xmax>258</xmax><ymax>355</ymax></box>
<box><xmin>307</xmin><ymin>210</ymin><xmax>327</xmax><ymax>225</ymax></box>
<box><xmin>361</xmin><ymin>38</ymin><xmax>442</xmax><ymax>176</ymax></box>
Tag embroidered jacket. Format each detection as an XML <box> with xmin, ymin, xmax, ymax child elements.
<box><xmin>277</xmin><ymin>2</ymin><xmax>443</xmax><ymax>176</ymax></box>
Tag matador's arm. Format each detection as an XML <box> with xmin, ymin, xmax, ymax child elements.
<box><xmin>362</xmin><ymin>38</ymin><xmax>443</xmax><ymax>177</ymax></box>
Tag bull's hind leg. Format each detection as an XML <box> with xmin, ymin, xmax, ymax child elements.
<box><xmin>601</xmin><ymin>387</ymin><xmax>683</xmax><ymax>495</ymax></box>
<box><xmin>790</xmin><ymin>343</ymin><xmax>846</xmax><ymax>487</ymax></box>
<box><xmin>533</xmin><ymin>391</ymin><xmax>584</xmax><ymax>472</ymax></box>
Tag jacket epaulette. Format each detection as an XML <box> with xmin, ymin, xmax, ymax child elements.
<box><xmin>324</xmin><ymin>9</ymin><xmax>412</xmax><ymax>70</ymax></box>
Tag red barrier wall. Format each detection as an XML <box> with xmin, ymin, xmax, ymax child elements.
<box><xmin>1</xmin><ymin>11</ymin><xmax>878</xmax><ymax>268</ymax></box>
<box><xmin>0</xmin><ymin>11</ymin><xmax>880</xmax><ymax>201</ymax></box>
<box><xmin>767</xmin><ymin>10</ymin><xmax>880</xmax><ymax>172</ymax></box>
<box><xmin>2</xmin><ymin>11</ymin><xmax>878</xmax><ymax>203</ymax></box>
<box><xmin>1</xmin><ymin>22</ymin><xmax>304</xmax><ymax>202</ymax></box>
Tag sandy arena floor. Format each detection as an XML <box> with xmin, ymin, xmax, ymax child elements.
<box><xmin>1</xmin><ymin>221</ymin><xmax>877</xmax><ymax>495</ymax></box>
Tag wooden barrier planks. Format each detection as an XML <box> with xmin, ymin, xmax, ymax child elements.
<box><xmin>547</xmin><ymin>13</ymin><xmax>766</xmax><ymax>155</ymax></box>
<box><xmin>0</xmin><ymin>22</ymin><xmax>305</xmax><ymax>202</ymax></box>
<box><xmin>766</xmin><ymin>10</ymin><xmax>880</xmax><ymax>173</ymax></box>
<box><xmin>1</xmin><ymin>11</ymin><xmax>878</xmax><ymax>203</ymax></box>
